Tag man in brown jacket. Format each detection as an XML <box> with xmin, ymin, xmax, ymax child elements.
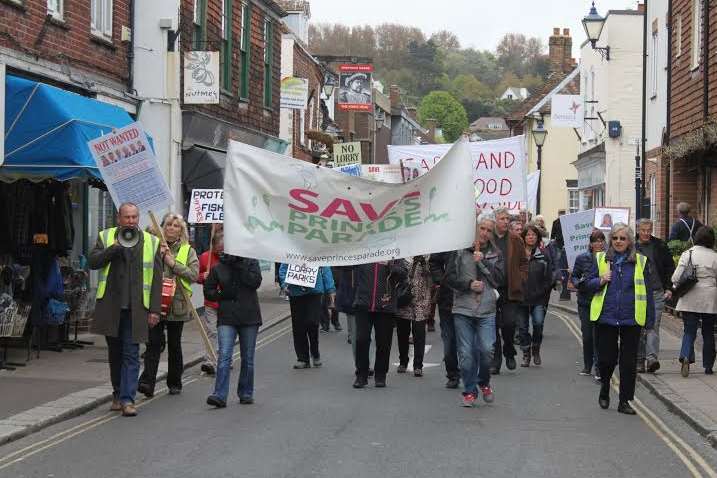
<box><xmin>491</xmin><ymin>207</ymin><xmax>529</xmax><ymax>374</ymax></box>
<box><xmin>89</xmin><ymin>203</ymin><xmax>163</xmax><ymax>416</ymax></box>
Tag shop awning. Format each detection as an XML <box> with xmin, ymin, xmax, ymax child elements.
<box><xmin>182</xmin><ymin>146</ymin><xmax>226</xmax><ymax>190</ymax></box>
<box><xmin>1</xmin><ymin>75</ymin><xmax>135</xmax><ymax>182</ymax></box>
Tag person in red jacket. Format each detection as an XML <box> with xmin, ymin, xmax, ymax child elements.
<box><xmin>197</xmin><ymin>231</ymin><xmax>223</xmax><ymax>376</ymax></box>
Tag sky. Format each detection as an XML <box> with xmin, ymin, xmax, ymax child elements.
<box><xmin>307</xmin><ymin>0</ymin><xmax>641</xmax><ymax>56</ymax></box>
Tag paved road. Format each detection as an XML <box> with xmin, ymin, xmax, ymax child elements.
<box><xmin>3</xmin><ymin>311</ymin><xmax>717</xmax><ymax>478</ymax></box>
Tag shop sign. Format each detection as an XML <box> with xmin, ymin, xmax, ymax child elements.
<box><xmin>337</xmin><ymin>64</ymin><xmax>373</xmax><ymax>112</ymax></box>
<box><xmin>184</xmin><ymin>51</ymin><xmax>220</xmax><ymax>104</ymax></box>
<box><xmin>280</xmin><ymin>77</ymin><xmax>309</xmax><ymax>110</ymax></box>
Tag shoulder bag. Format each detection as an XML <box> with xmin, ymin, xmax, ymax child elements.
<box><xmin>672</xmin><ymin>250</ymin><xmax>698</xmax><ymax>300</ymax></box>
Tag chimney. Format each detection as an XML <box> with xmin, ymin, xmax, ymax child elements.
<box><xmin>407</xmin><ymin>107</ymin><xmax>418</xmax><ymax>121</ymax></box>
<box><xmin>549</xmin><ymin>27</ymin><xmax>573</xmax><ymax>74</ymax></box>
<box><xmin>389</xmin><ymin>85</ymin><xmax>401</xmax><ymax>109</ymax></box>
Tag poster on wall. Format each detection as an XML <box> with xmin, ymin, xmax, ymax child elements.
<box><xmin>88</xmin><ymin>122</ymin><xmax>173</xmax><ymax>213</ymax></box>
<box><xmin>184</xmin><ymin>51</ymin><xmax>220</xmax><ymax>104</ymax></box>
<box><xmin>551</xmin><ymin>95</ymin><xmax>584</xmax><ymax>128</ymax></box>
<box><xmin>280</xmin><ymin>77</ymin><xmax>309</xmax><ymax>110</ymax></box>
<box><xmin>594</xmin><ymin>207</ymin><xmax>630</xmax><ymax>230</ymax></box>
<box><xmin>337</xmin><ymin>64</ymin><xmax>373</xmax><ymax>111</ymax></box>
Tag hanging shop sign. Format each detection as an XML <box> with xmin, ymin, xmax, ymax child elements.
<box><xmin>551</xmin><ymin>95</ymin><xmax>584</xmax><ymax>128</ymax></box>
<box><xmin>337</xmin><ymin>64</ymin><xmax>373</xmax><ymax>112</ymax></box>
<box><xmin>280</xmin><ymin>77</ymin><xmax>309</xmax><ymax>110</ymax></box>
<box><xmin>184</xmin><ymin>51</ymin><xmax>220</xmax><ymax>104</ymax></box>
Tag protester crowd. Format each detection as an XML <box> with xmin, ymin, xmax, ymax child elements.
<box><xmin>88</xmin><ymin>201</ymin><xmax>716</xmax><ymax>417</ymax></box>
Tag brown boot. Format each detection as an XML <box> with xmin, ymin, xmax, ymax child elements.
<box><xmin>121</xmin><ymin>404</ymin><xmax>137</xmax><ymax>417</ymax></box>
<box><xmin>532</xmin><ymin>345</ymin><xmax>542</xmax><ymax>366</ymax></box>
<box><xmin>521</xmin><ymin>348</ymin><xmax>531</xmax><ymax>367</ymax></box>
<box><xmin>110</xmin><ymin>399</ymin><xmax>122</xmax><ymax>412</ymax></box>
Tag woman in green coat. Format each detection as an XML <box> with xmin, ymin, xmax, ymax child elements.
<box><xmin>138</xmin><ymin>213</ymin><xmax>199</xmax><ymax>396</ymax></box>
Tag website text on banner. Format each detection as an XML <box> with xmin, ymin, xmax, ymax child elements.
<box><xmin>88</xmin><ymin>121</ymin><xmax>173</xmax><ymax>212</ymax></box>
<box><xmin>222</xmin><ymin>140</ymin><xmax>476</xmax><ymax>266</ymax></box>
<box><xmin>387</xmin><ymin>136</ymin><xmax>527</xmax><ymax>211</ymax></box>
<box><xmin>560</xmin><ymin>209</ymin><xmax>596</xmax><ymax>270</ymax></box>
<box><xmin>188</xmin><ymin>189</ymin><xmax>224</xmax><ymax>224</ymax></box>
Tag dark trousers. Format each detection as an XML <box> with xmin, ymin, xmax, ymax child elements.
<box><xmin>320</xmin><ymin>294</ymin><xmax>340</xmax><ymax>331</ymax></box>
<box><xmin>355</xmin><ymin>310</ymin><xmax>395</xmax><ymax>380</ymax></box>
<box><xmin>139</xmin><ymin>320</ymin><xmax>184</xmax><ymax>392</ymax></box>
<box><xmin>396</xmin><ymin>318</ymin><xmax>426</xmax><ymax>369</ymax></box>
<box><xmin>597</xmin><ymin>324</ymin><xmax>641</xmax><ymax>402</ymax></box>
<box><xmin>492</xmin><ymin>300</ymin><xmax>518</xmax><ymax>370</ymax></box>
<box><xmin>439</xmin><ymin>306</ymin><xmax>459</xmax><ymax>379</ymax></box>
<box><xmin>578</xmin><ymin>304</ymin><xmax>598</xmax><ymax>371</ymax></box>
<box><xmin>289</xmin><ymin>294</ymin><xmax>321</xmax><ymax>362</ymax></box>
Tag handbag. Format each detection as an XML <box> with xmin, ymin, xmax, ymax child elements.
<box><xmin>672</xmin><ymin>250</ymin><xmax>698</xmax><ymax>300</ymax></box>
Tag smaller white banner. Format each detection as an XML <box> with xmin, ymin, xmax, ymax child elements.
<box><xmin>280</xmin><ymin>77</ymin><xmax>309</xmax><ymax>110</ymax></box>
<box><xmin>333</xmin><ymin>142</ymin><xmax>362</xmax><ymax>167</ymax></box>
<box><xmin>560</xmin><ymin>209</ymin><xmax>596</xmax><ymax>270</ymax></box>
<box><xmin>188</xmin><ymin>189</ymin><xmax>224</xmax><ymax>224</ymax></box>
<box><xmin>285</xmin><ymin>264</ymin><xmax>319</xmax><ymax>288</ymax></box>
<box><xmin>594</xmin><ymin>207</ymin><xmax>630</xmax><ymax>230</ymax></box>
<box><xmin>551</xmin><ymin>95</ymin><xmax>584</xmax><ymax>128</ymax></box>
<box><xmin>361</xmin><ymin>164</ymin><xmax>404</xmax><ymax>183</ymax></box>
<box><xmin>184</xmin><ymin>51</ymin><xmax>220</xmax><ymax>104</ymax></box>
<box><xmin>88</xmin><ymin>122</ymin><xmax>173</xmax><ymax>213</ymax></box>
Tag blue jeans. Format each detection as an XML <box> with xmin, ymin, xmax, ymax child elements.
<box><xmin>518</xmin><ymin>305</ymin><xmax>546</xmax><ymax>350</ymax></box>
<box><xmin>454</xmin><ymin>314</ymin><xmax>496</xmax><ymax>395</ymax></box>
<box><xmin>680</xmin><ymin>312</ymin><xmax>716</xmax><ymax>369</ymax></box>
<box><xmin>106</xmin><ymin>311</ymin><xmax>140</xmax><ymax>405</ymax></box>
<box><xmin>213</xmin><ymin>324</ymin><xmax>259</xmax><ymax>401</ymax></box>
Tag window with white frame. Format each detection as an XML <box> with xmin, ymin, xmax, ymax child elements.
<box><xmin>568</xmin><ymin>188</ymin><xmax>579</xmax><ymax>214</ymax></box>
<box><xmin>692</xmin><ymin>0</ymin><xmax>702</xmax><ymax>69</ymax></box>
<box><xmin>91</xmin><ymin>0</ymin><xmax>113</xmax><ymax>39</ymax></box>
<box><xmin>676</xmin><ymin>15</ymin><xmax>683</xmax><ymax>57</ymax></box>
<box><xmin>47</xmin><ymin>0</ymin><xmax>63</xmax><ymax>20</ymax></box>
<box><xmin>650</xmin><ymin>26</ymin><xmax>658</xmax><ymax>98</ymax></box>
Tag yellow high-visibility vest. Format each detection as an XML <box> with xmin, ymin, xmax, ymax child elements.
<box><xmin>590</xmin><ymin>251</ymin><xmax>648</xmax><ymax>326</ymax></box>
<box><xmin>174</xmin><ymin>243</ymin><xmax>193</xmax><ymax>295</ymax></box>
<box><xmin>96</xmin><ymin>228</ymin><xmax>160</xmax><ymax>309</ymax></box>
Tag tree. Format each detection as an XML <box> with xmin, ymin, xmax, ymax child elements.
<box><xmin>430</xmin><ymin>30</ymin><xmax>461</xmax><ymax>51</ymax></box>
<box><xmin>418</xmin><ymin>91</ymin><xmax>469</xmax><ymax>143</ymax></box>
<box><xmin>407</xmin><ymin>39</ymin><xmax>444</xmax><ymax>96</ymax></box>
<box><xmin>448</xmin><ymin>74</ymin><xmax>492</xmax><ymax>102</ymax></box>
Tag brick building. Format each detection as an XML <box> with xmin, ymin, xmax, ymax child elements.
<box><xmin>661</xmin><ymin>0</ymin><xmax>717</xmax><ymax>235</ymax></box>
<box><xmin>180</xmin><ymin>0</ymin><xmax>288</xmax><ymax>195</ymax></box>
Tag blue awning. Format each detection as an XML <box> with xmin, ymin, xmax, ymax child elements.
<box><xmin>1</xmin><ymin>75</ymin><xmax>136</xmax><ymax>182</ymax></box>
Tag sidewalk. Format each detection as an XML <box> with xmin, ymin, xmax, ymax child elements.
<box><xmin>550</xmin><ymin>293</ymin><xmax>717</xmax><ymax>448</ymax></box>
<box><xmin>0</xmin><ymin>290</ymin><xmax>291</xmax><ymax>446</ymax></box>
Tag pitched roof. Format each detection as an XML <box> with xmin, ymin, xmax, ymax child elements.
<box><xmin>510</xmin><ymin>68</ymin><xmax>580</xmax><ymax>121</ymax></box>
<box><xmin>470</xmin><ymin>117</ymin><xmax>509</xmax><ymax>131</ymax></box>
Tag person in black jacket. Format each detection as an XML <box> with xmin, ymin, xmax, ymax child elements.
<box><xmin>429</xmin><ymin>251</ymin><xmax>460</xmax><ymax>388</ymax></box>
<box><xmin>635</xmin><ymin>219</ymin><xmax>676</xmax><ymax>373</ymax></box>
<box><xmin>203</xmin><ymin>254</ymin><xmax>263</xmax><ymax>408</ymax></box>
<box><xmin>570</xmin><ymin>229</ymin><xmax>606</xmax><ymax>378</ymax></box>
<box><xmin>351</xmin><ymin>260</ymin><xmax>408</xmax><ymax>389</ymax></box>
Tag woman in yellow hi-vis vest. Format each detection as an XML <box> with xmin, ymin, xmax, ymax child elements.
<box><xmin>584</xmin><ymin>223</ymin><xmax>655</xmax><ymax>416</ymax></box>
<box><xmin>138</xmin><ymin>213</ymin><xmax>199</xmax><ymax>397</ymax></box>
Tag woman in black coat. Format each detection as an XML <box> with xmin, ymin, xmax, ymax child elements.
<box><xmin>203</xmin><ymin>254</ymin><xmax>262</xmax><ymax>408</ymax></box>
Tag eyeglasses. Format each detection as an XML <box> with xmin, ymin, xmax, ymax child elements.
<box><xmin>612</xmin><ymin>236</ymin><xmax>628</xmax><ymax>241</ymax></box>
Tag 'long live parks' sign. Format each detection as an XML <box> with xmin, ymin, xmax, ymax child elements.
<box><xmin>88</xmin><ymin>122</ymin><xmax>173</xmax><ymax>213</ymax></box>
<box><xmin>188</xmin><ymin>189</ymin><xmax>223</xmax><ymax>224</ymax></box>
<box><xmin>223</xmin><ymin>140</ymin><xmax>476</xmax><ymax>266</ymax></box>
<box><xmin>387</xmin><ymin>136</ymin><xmax>527</xmax><ymax>210</ymax></box>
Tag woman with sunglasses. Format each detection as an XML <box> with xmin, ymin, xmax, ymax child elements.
<box><xmin>584</xmin><ymin>223</ymin><xmax>655</xmax><ymax>415</ymax></box>
<box><xmin>571</xmin><ymin>229</ymin><xmax>606</xmax><ymax>379</ymax></box>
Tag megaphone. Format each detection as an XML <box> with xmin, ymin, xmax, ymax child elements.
<box><xmin>117</xmin><ymin>226</ymin><xmax>140</xmax><ymax>248</ymax></box>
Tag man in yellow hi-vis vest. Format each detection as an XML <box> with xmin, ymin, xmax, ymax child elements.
<box><xmin>89</xmin><ymin>203</ymin><xmax>163</xmax><ymax>417</ymax></box>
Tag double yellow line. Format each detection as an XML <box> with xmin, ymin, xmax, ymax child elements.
<box><xmin>0</xmin><ymin>324</ymin><xmax>293</xmax><ymax>471</ymax></box>
<box><xmin>554</xmin><ymin>311</ymin><xmax>717</xmax><ymax>478</ymax></box>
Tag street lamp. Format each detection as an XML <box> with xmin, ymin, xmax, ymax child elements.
<box><xmin>582</xmin><ymin>2</ymin><xmax>610</xmax><ymax>60</ymax></box>
<box><xmin>532</xmin><ymin>120</ymin><xmax>548</xmax><ymax>214</ymax></box>
<box><xmin>375</xmin><ymin>110</ymin><xmax>385</xmax><ymax>130</ymax></box>
<box><xmin>322</xmin><ymin>72</ymin><xmax>337</xmax><ymax>99</ymax></box>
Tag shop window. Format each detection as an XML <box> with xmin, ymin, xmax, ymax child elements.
<box><xmin>90</xmin><ymin>0</ymin><xmax>113</xmax><ymax>40</ymax></box>
<box><xmin>692</xmin><ymin>0</ymin><xmax>702</xmax><ymax>70</ymax></box>
<box><xmin>47</xmin><ymin>0</ymin><xmax>63</xmax><ymax>20</ymax></box>
<box><xmin>239</xmin><ymin>2</ymin><xmax>251</xmax><ymax>100</ymax></box>
<box><xmin>263</xmin><ymin>19</ymin><xmax>273</xmax><ymax>108</ymax></box>
<box><xmin>193</xmin><ymin>0</ymin><xmax>207</xmax><ymax>51</ymax></box>
<box><xmin>568</xmin><ymin>188</ymin><xmax>579</xmax><ymax>213</ymax></box>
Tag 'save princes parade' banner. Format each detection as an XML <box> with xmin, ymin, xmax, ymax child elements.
<box><xmin>387</xmin><ymin>136</ymin><xmax>527</xmax><ymax>211</ymax></box>
<box><xmin>223</xmin><ymin>140</ymin><xmax>476</xmax><ymax>266</ymax></box>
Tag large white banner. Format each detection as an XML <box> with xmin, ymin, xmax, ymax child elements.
<box><xmin>88</xmin><ymin>122</ymin><xmax>173</xmax><ymax>213</ymax></box>
<box><xmin>224</xmin><ymin>140</ymin><xmax>476</xmax><ymax>266</ymax></box>
<box><xmin>184</xmin><ymin>51</ymin><xmax>220</xmax><ymax>104</ymax></box>
<box><xmin>388</xmin><ymin>136</ymin><xmax>527</xmax><ymax>211</ymax></box>
<box><xmin>551</xmin><ymin>95</ymin><xmax>584</xmax><ymax>128</ymax></box>
<box><xmin>560</xmin><ymin>209</ymin><xmax>596</xmax><ymax>270</ymax></box>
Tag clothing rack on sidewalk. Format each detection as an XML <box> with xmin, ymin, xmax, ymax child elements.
<box><xmin>0</xmin><ymin>299</ymin><xmax>31</xmax><ymax>370</ymax></box>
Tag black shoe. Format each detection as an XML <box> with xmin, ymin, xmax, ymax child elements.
<box><xmin>579</xmin><ymin>368</ymin><xmax>591</xmax><ymax>376</ymax></box>
<box><xmin>706</xmin><ymin>368</ymin><xmax>714</xmax><ymax>375</ymax></box>
<box><xmin>239</xmin><ymin>397</ymin><xmax>254</xmax><ymax>405</ymax></box>
<box><xmin>320</xmin><ymin>327</ymin><xmax>330</xmax><ymax>334</ymax></box>
<box><xmin>599</xmin><ymin>396</ymin><xmax>610</xmax><ymax>409</ymax></box>
<box><xmin>617</xmin><ymin>401</ymin><xmax>637</xmax><ymax>415</ymax></box>
<box><xmin>201</xmin><ymin>363</ymin><xmax>216</xmax><ymax>376</ymax></box>
<box><xmin>375</xmin><ymin>377</ymin><xmax>387</xmax><ymax>388</ymax></box>
<box><xmin>368</xmin><ymin>368</ymin><xmax>375</xmax><ymax>377</ymax></box>
<box><xmin>506</xmin><ymin>356</ymin><xmax>517</xmax><ymax>370</ymax></box>
<box><xmin>206</xmin><ymin>395</ymin><xmax>226</xmax><ymax>408</ymax></box>
<box><xmin>489</xmin><ymin>367</ymin><xmax>500</xmax><ymax>375</ymax></box>
<box><xmin>293</xmin><ymin>361</ymin><xmax>311</xmax><ymax>369</ymax></box>
<box><xmin>312</xmin><ymin>358</ymin><xmax>322</xmax><ymax>368</ymax></box>
<box><xmin>353</xmin><ymin>377</ymin><xmax>368</xmax><ymax>389</ymax></box>
<box><xmin>397</xmin><ymin>364</ymin><xmax>408</xmax><ymax>374</ymax></box>
<box><xmin>446</xmin><ymin>377</ymin><xmax>460</xmax><ymax>389</ymax></box>
<box><xmin>168</xmin><ymin>387</ymin><xmax>182</xmax><ymax>395</ymax></box>
<box><xmin>646</xmin><ymin>360</ymin><xmax>661</xmax><ymax>373</ymax></box>
<box><xmin>137</xmin><ymin>382</ymin><xmax>154</xmax><ymax>398</ymax></box>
